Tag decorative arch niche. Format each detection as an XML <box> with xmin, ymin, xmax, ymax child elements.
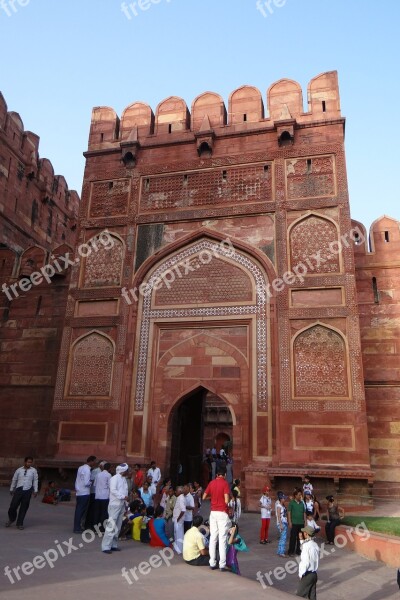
<box><xmin>288</xmin><ymin>213</ymin><xmax>342</xmax><ymax>274</ymax></box>
<box><xmin>81</xmin><ymin>232</ymin><xmax>124</xmax><ymax>288</ymax></box>
<box><xmin>67</xmin><ymin>331</ymin><xmax>114</xmax><ymax>397</ymax></box>
<box><xmin>292</xmin><ymin>324</ymin><xmax>349</xmax><ymax>399</ymax></box>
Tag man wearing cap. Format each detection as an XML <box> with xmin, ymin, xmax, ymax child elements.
<box><xmin>101</xmin><ymin>463</ymin><xmax>130</xmax><ymax>554</ymax></box>
<box><xmin>259</xmin><ymin>486</ymin><xmax>272</xmax><ymax>544</ymax></box>
<box><xmin>296</xmin><ymin>525</ymin><xmax>319</xmax><ymax>599</ymax></box>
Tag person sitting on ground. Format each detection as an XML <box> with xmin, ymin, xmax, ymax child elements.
<box><xmin>119</xmin><ymin>499</ymin><xmax>142</xmax><ymax>540</ymax></box>
<box><xmin>325</xmin><ymin>495</ymin><xmax>344</xmax><ymax>545</ymax></box>
<box><xmin>183</xmin><ymin>515</ymin><xmax>210</xmax><ymax>566</ymax></box>
<box><xmin>149</xmin><ymin>505</ymin><xmax>171</xmax><ymax>548</ymax></box>
<box><xmin>131</xmin><ymin>503</ymin><xmax>146</xmax><ymax>541</ymax></box>
<box><xmin>42</xmin><ymin>481</ymin><xmax>59</xmax><ymax>505</ymax></box>
<box><xmin>226</xmin><ymin>522</ymin><xmax>248</xmax><ymax>575</ymax></box>
<box><xmin>140</xmin><ymin>506</ymin><xmax>154</xmax><ymax>544</ymax></box>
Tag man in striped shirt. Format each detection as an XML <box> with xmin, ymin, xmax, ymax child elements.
<box><xmin>6</xmin><ymin>456</ymin><xmax>39</xmax><ymax>530</ymax></box>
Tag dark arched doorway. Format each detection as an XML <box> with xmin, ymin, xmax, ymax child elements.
<box><xmin>170</xmin><ymin>387</ymin><xmax>233</xmax><ymax>485</ymax></box>
<box><xmin>170</xmin><ymin>388</ymin><xmax>205</xmax><ymax>485</ymax></box>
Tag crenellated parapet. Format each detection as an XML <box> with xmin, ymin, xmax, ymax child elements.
<box><xmin>0</xmin><ymin>91</ymin><xmax>79</xmax><ymax>255</ymax></box>
<box><xmin>87</xmin><ymin>71</ymin><xmax>342</xmax><ymax>152</ymax></box>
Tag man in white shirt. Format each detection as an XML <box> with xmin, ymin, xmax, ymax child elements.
<box><xmin>73</xmin><ymin>455</ymin><xmax>97</xmax><ymax>533</ymax></box>
<box><xmin>101</xmin><ymin>463</ymin><xmax>130</xmax><ymax>554</ymax></box>
<box><xmin>6</xmin><ymin>456</ymin><xmax>38</xmax><ymax>530</ymax></box>
<box><xmin>147</xmin><ymin>461</ymin><xmax>161</xmax><ymax>486</ymax></box>
<box><xmin>172</xmin><ymin>486</ymin><xmax>186</xmax><ymax>554</ymax></box>
<box><xmin>183</xmin><ymin>484</ymin><xmax>195</xmax><ymax>533</ymax></box>
<box><xmin>94</xmin><ymin>462</ymin><xmax>111</xmax><ymax>531</ymax></box>
<box><xmin>296</xmin><ymin>525</ymin><xmax>319</xmax><ymax>599</ymax></box>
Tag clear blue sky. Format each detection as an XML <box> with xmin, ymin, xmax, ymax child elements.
<box><xmin>1</xmin><ymin>0</ymin><xmax>399</xmax><ymax>230</ymax></box>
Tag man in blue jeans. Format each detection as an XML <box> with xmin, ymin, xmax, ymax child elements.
<box><xmin>73</xmin><ymin>455</ymin><xmax>97</xmax><ymax>533</ymax></box>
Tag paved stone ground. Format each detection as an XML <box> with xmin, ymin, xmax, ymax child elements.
<box><xmin>0</xmin><ymin>488</ymin><xmax>398</xmax><ymax>600</ymax></box>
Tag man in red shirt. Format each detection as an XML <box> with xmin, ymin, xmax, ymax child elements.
<box><xmin>202</xmin><ymin>466</ymin><xmax>231</xmax><ymax>571</ymax></box>
<box><xmin>132</xmin><ymin>464</ymin><xmax>145</xmax><ymax>491</ymax></box>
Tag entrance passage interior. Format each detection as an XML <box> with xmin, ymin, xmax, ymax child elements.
<box><xmin>170</xmin><ymin>387</ymin><xmax>233</xmax><ymax>485</ymax></box>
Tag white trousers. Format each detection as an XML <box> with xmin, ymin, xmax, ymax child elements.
<box><xmin>209</xmin><ymin>510</ymin><xmax>230</xmax><ymax>569</ymax></box>
<box><xmin>173</xmin><ymin>519</ymin><xmax>184</xmax><ymax>554</ymax></box>
<box><xmin>101</xmin><ymin>502</ymin><xmax>125</xmax><ymax>551</ymax></box>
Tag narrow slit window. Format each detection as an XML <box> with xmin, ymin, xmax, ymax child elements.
<box><xmin>222</xmin><ymin>170</ymin><xmax>227</xmax><ymax>182</ymax></box>
<box><xmin>100</xmin><ymin>133</ymin><xmax>104</xmax><ymax>142</ymax></box>
<box><xmin>183</xmin><ymin>174</ymin><xmax>188</xmax><ymax>185</ymax></box>
<box><xmin>372</xmin><ymin>277</ymin><xmax>379</xmax><ymax>303</ymax></box>
<box><xmin>307</xmin><ymin>158</ymin><xmax>312</xmax><ymax>174</ymax></box>
<box><xmin>168</xmin><ymin>124</ymin><xmax>172</xmax><ymax>134</ymax></box>
<box><xmin>36</xmin><ymin>295</ymin><xmax>42</xmax><ymax>316</ymax></box>
<box><xmin>144</xmin><ymin>178</ymin><xmax>150</xmax><ymax>192</ymax></box>
<box><xmin>108</xmin><ymin>181</ymin><xmax>113</xmax><ymax>190</ymax></box>
<box><xmin>322</xmin><ymin>101</ymin><xmax>326</xmax><ymax>112</ymax></box>
<box><xmin>243</xmin><ymin>114</ymin><xmax>247</xmax><ymax>122</ymax></box>
<box><xmin>384</xmin><ymin>231</ymin><xmax>390</xmax><ymax>242</ymax></box>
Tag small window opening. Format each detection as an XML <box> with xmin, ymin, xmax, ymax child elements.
<box><xmin>307</xmin><ymin>158</ymin><xmax>312</xmax><ymax>174</ymax></box>
<box><xmin>222</xmin><ymin>170</ymin><xmax>227</xmax><ymax>182</ymax></box>
<box><xmin>372</xmin><ymin>277</ymin><xmax>379</xmax><ymax>304</ymax></box>
<box><xmin>183</xmin><ymin>174</ymin><xmax>188</xmax><ymax>186</ymax></box>
<box><xmin>35</xmin><ymin>295</ymin><xmax>42</xmax><ymax>316</ymax></box>
<box><xmin>243</xmin><ymin>114</ymin><xmax>247</xmax><ymax>122</ymax></box>
<box><xmin>100</xmin><ymin>133</ymin><xmax>104</xmax><ymax>142</ymax></box>
<box><xmin>108</xmin><ymin>181</ymin><xmax>113</xmax><ymax>190</ymax></box>
<box><xmin>122</xmin><ymin>151</ymin><xmax>135</xmax><ymax>167</ymax></box>
<box><xmin>144</xmin><ymin>178</ymin><xmax>150</xmax><ymax>192</ymax></box>
<box><xmin>278</xmin><ymin>130</ymin><xmax>292</xmax><ymax>147</ymax></box>
<box><xmin>384</xmin><ymin>231</ymin><xmax>390</xmax><ymax>242</ymax></box>
<box><xmin>168</xmin><ymin>124</ymin><xmax>172</xmax><ymax>134</ymax></box>
<box><xmin>354</xmin><ymin>232</ymin><xmax>362</xmax><ymax>246</ymax></box>
<box><xmin>322</xmin><ymin>101</ymin><xmax>326</xmax><ymax>112</ymax></box>
<box><xmin>198</xmin><ymin>141</ymin><xmax>212</xmax><ymax>157</ymax></box>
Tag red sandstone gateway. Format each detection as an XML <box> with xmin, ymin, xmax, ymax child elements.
<box><xmin>1</xmin><ymin>73</ymin><xmax>399</xmax><ymax>505</ymax></box>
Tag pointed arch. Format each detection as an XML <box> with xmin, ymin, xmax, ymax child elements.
<box><xmin>291</xmin><ymin>323</ymin><xmax>349</xmax><ymax>399</ymax></box>
<box><xmin>19</xmin><ymin>246</ymin><xmax>47</xmax><ymax>277</ymax></box>
<box><xmin>166</xmin><ymin>382</ymin><xmax>237</xmax><ymax>427</ymax></box>
<box><xmin>66</xmin><ymin>330</ymin><xmax>115</xmax><ymax>397</ymax></box>
<box><xmin>80</xmin><ymin>231</ymin><xmax>124</xmax><ymax>288</ymax></box>
<box><xmin>288</xmin><ymin>212</ymin><xmax>342</xmax><ymax>274</ymax></box>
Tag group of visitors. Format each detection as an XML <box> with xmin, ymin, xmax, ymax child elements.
<box><xmin>5</xmin><ymin>458</ymin><xmax>351</xmax><ymax>598</ymax></box>
<box><xmin>202</xmin><ymin>446</ymin><xmax>234</xmax><ymax>486</ymax></box>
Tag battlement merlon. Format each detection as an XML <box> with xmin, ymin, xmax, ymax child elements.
<box><xmin>86</xmin><ymin>70</ymin><xmax>342</xmax><ymax>150</ymax></box>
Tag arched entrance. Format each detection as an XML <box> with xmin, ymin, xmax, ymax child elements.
<box><xmin>170</xmin><ymin>387</ymin><xmax>233</xmax><ymax>485</ymax></box>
